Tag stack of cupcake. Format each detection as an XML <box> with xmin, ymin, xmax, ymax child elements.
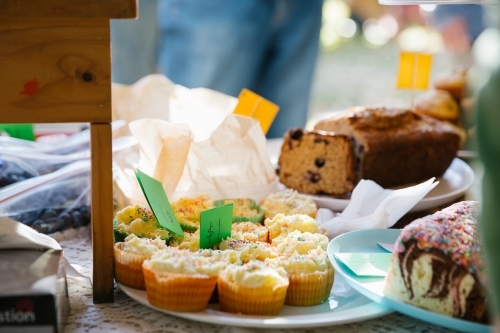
<box><xmin>113</xmin><ymin>189</ymin><xmax>333</xmax><ymax>315</ymax></box>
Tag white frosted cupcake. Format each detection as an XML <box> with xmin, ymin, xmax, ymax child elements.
<box><xmin>142</xmin><ymin>248</ymin><xmax>226</xmax><ymax>312</ymax></box>
<box><xmin>267</xmin><ymin>248</ymin><xmax>334</xmax><ymax>306</ymax></box>
<box><xmin>217</xmin><ymin>260</ymin><xmax>289</xmax><ymax>315</ymax></box>
<box><xmin>113</xmin><ymin>234</ymin><xmax>168</xmax><ymax>289</ymax></box>
<box><xmin>231</xmin><ymin>222</ymin><xmax>269</xmax><ymax>243</ymax></box>
<box><xmin>259</xmin><ymin>189</ymin><xmax>317</xmax><ymax>219</ymax></box>
<box><xmin>218</xmin><ymin>238</ymin><xmax>277</xmax><ymax>262</ymax></box>
<box><xmin>271</xmin><ymin>230</ymin><xmax>329</xmax><ymax>256</ymax></box>
<box><xmin>264</xmin><ymin>213</ymin><xmax>322</xmax><ymax>240</ymax></box>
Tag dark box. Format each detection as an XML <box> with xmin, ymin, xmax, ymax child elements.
<box><xmin>0</xmin><ymin>249</ymin><xmax>69</xmax><ymax>333</ymax></box>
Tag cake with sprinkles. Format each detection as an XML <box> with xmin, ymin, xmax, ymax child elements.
<box><xmin>383</xmin><ymin>201</ymin><xmax>487</xmax><ymax>322</ymax></box>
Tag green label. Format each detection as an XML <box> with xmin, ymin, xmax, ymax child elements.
<box><xmin>199</xmin><ymin>203</ymin><xmax>233</xmax><ymax>249</ymax></box>
<box><xmin>135</xmin><ymin>170</ymin><xmax>184</xmax><ymax>236</ymax></box>
<box><xmin>334</xmin><ymin>253</ymin><xmax>392</xmax><ymax>277</ymax></box>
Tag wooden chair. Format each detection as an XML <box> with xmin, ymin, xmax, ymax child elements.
<box><xmin>0</xmin><ymin>0</ymin><xmax>137</xmax><ymax>303</ymax></box>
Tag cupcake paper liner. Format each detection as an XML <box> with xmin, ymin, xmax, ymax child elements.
<box><xmin>285</xmin><ymin>266</ymin><xmax>335</xmax><ymax>306</ymax></box>
<box><xmin>142</xmin><ymin>264</ymin><xmax>218</xmax><ymax>312</ymax></box>
<box><xmin>113</xmin><ymin>243</ymin><xmax>150</xmax><ymax>290</ymax></box>
<box><xmin>217</xmin><ymin>275</ymin><xmax>288</xmax><ymax>315</ymax></box>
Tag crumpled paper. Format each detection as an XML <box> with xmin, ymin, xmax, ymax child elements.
<box><xmin>114</xmin><ymin>74</ymin><xmax>278</xmax><ymax>203</ymax></box>
<box><xmin>317</xmin><ymin>178</ymin><xmax>439</xmax><ymax>240</ymax></box>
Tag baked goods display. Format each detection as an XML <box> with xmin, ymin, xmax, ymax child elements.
<box><xmin>259</xmin><ymin>188</ymin><xmax>318</xmax><ymax>219</ymax></box>
<box><xmin>310</xmin><ymin>106</ymin><xmax>462</xmax><ymax>190</ymax></box>
<box><xmin>277</xmin><ymin>128</ymin><xmax>356</xmax><ymax>196</ymax></box>
<box><xmin>113</xmin><ymin>193</ymin><xmax>333</xmax><ymax>315</ymax></box>
<box><xmin>383</xmin><ymin>201</ymin><xmax>487</xmax><ymax>323</ymax></box>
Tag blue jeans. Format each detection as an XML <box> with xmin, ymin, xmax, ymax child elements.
<box><xmin>111</xmin><ymin>0</ymin><xmax>159</xmax><ymax>85</ymax></box>
<box><xmin>157</xmin><ymin>0</ymin><xmax>323</xmax><ymax>138</ymax></box>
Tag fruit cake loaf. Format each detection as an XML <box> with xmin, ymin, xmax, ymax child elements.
<box><xmin>277</xmin><ymin>128</ymin><xmax>356</xmax><ymax>196</ymax></box>
<box><xmin>383</xmin><ymin>201</ymin><xmax>487</xmax><ymax>322</ymax></box>
<box><xmin>313</xmin><ymin>106</ymin><xmax>462</xmax><ymax>188</ymax></box>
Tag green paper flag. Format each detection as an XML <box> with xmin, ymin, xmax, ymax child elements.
<box><xmin>199</xmin><ymin>203</ymin><xmax>233</xmax><ymax>249</ymax></box>
<box><xmin>135</xmin><ymin>170</ymin><xmax>184</xmax><ymax>236</ymax></box>
<box><xmin>334</xmin><ymin>253</ymin><xmax>392</xmax><ymax>277</ymax></box>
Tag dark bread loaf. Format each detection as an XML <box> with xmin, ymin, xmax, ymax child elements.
<box><xmin>313</xmin><ymin>106</ymin><xmax>462</xmax><ymax>189</ymax></box>
<box><xmin>278</xmin><ymin>128</ymin><xmax>356</xmax><ymax>196</ymax></box>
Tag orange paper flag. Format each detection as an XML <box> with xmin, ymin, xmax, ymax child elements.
<box><xmin>233</xmin><ymin>88</ymin><xmax>280</xmax><ymax>135</ymax></box>
<box><xmin>396</xmin><ymin>51</ymin><xmax>433</xmax><ymax>90</ymax></box>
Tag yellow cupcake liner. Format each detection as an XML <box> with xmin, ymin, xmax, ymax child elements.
<box><xmin>217</xmin><ymin>275</ymin><xmax>288</xmax><ymax>315</ymax></box>
<box><xmin>285</xmin><ymin>266</ymin><xmax>335</xmax><ymax>306</ymax></box>
<box><xmin>142</xmin><ymin>264</ymin><xmax>217</xmax><ymax>312</ymax></box>
<box><xmin>113</xmin><ymin>243</ymin><xmax>149</xmax><ymax>290</ymax></box>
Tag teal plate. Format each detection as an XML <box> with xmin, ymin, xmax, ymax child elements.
<box><xmin>327</xmin><ymin>229</ymin><xmax>491</xmax><ymax>333</ymax></box>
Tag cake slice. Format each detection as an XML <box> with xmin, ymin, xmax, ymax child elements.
<box><xmin>277</xmin><ymin>128</ymin><xmax>356</xmax><ymax>196</ymax></box>
<box><xmin>383</xmin><ymin>201</ymin><xmax>487</xmax><ymax>322</ymax></box>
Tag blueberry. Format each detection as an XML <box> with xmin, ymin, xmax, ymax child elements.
<box><xmin>71</xmin><ymin>211</ymin><xmax>84</xmax><ymax>228</ymax></box>
<box><xmin>79</xmin><ymin>206</ymin><xmax>90</xmax><ymax>222</ymax></box>
<box><xmin>315</xmin><ymin>158</ymin><xmax>326</xmax><ymax>168</ymax></box>
<box><xmin>289</xmin><ymin>128</ymin><xmax>303</xmax><ymax>140</ymax></box>
<box><xmin>40</xmin><ymin>209</ymin><xmax>57</xmax><ymax>220</ymax></box>
<box><xmin>44</xmin><ymin>217</ymin><xmax>63</xmax><ymax>232</ymax></box>
<box><xmin>58</xmin><ymin>213</ymin><xmax>72</xmax><ymax>229</ymax></box>
<box><xmin>32</xmin><ymin>220</ymin><xmax>52</xmax><ymax>234</ymax></box>
<box><xmin>307</xmin><ymin>170</ymin><xmax>321</xmax><ymax>183</ymax></box>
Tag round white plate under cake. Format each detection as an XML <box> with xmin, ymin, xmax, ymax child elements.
<box><xmin>267</xmin><ymin>139</ymin><xmax>475</xmax><ymax>213</ymax></box>
<box><xmin>327</xmin><ymin>229</ymin><xmax>491</xmax><ymax>333</ymax></box>
<box><xmin>118</xmin><ymin>273</ymin><xmax>392</xmax><ymax>329</ymax></box>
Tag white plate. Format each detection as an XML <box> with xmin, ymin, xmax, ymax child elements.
<box><xmin>268</xmin><ymin>135</ymin><xmax>475</xmax><ymax>213</ymax></box>
<box><xmin>327</xmin><ymin>229</ymin><xmax>491</xmax><ymax>333</ymax></box>
<box><xmin>309</xmin><ymin>158</ymin><xmax>474</xmax><ymax>212</ymax></box>
<box><xmin>118</xmin><ymin>274</ymin><xmax>392</xmax><ymax>329</ymax></box>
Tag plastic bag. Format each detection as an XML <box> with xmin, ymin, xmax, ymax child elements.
<box><xmin>0</xmin><ymin>120</ymin><xmax>125</xmax><ymax>154</ymax></box>
<box><xmin>0</xmin><ymin>161</ymin><xmax>91</xmax><ymax>234</ymax></box>
<box><xmin>0</xmin><ymin>135</ymin><xmax>138</xmax><ymax>190</ymax></box>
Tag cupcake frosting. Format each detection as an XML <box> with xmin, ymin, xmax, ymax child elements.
<box><xmin>220</xmin><ymin>260</ymin><xmax>288</xmax><ymax>288</ymax></box>
<box><xmin>145</xmin><ymin>248</ymin><xmax>226</xmax><ymax>276</ymax></box>
<box><xmin>260</xmin><ymin>189</ymin><xmax>317</xmax><ymax>217</ymax></box>
<box><xmin>115</xmin><ymin>205</ymin><xmax>171</xmax><ymax>239</ymax></box>
<box><xmin>272</xmin><ymin>230</ymin><xmax>328</xmax><ymax>255</ymax></box>
<box><xmin>265</xmin><ymin>213</ymin><xmax>321</xmax><ymax>239</ymax></box>
<box><xmin>231</xmin><ymin>222</ymin><xmax>269</xmax><ymax>242</ymax></box>
<box><xmin>267</xmin><ymin>248</ymin><xmax>331</xmax><ymax>274</ymax></box>
<box><xmin>219</xmin><ymin>238</ymin><xmax>277</xmax><ymax>262</ymax></box>
<box><xmin>122</xmin><ymin>234</ymin><xmax>168</xmax><ymax>256</ymax></box>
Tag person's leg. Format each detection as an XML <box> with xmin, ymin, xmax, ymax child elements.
<box><xmin>110</xmin><ymin>0</ymin><xmax>159</xmax><ymax>85</ymax></box>
<box><xmin>157</xmin><ymin>0</ymin><xmax>274</xmax><ymax>97</ymax></box>
<box><xmin>256</xmin><ymin>0</ymin><xmax>323</xmax><ymax>138</ymax></box>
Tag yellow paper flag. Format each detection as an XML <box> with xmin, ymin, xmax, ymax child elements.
<box><xmin>396</xmin><ymin>51</ymin><xmax>433</xmax><ymax>90</ymax></box>
<box><xmin>233</xmin><ymin>88</ymin><xmax>280</xmax><ymax>134</ymax></box>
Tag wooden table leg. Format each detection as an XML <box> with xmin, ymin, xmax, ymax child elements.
<box><xmin>90</xmin><ymin>123</ymin><xmax>114</xmax><ymax>303</ymax></box>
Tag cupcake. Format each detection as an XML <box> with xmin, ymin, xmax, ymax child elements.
<box><xmin>267</xmin><ymin>248</ymin><xmax>334</xmax><ymax>306</ymax></box>
<box><xmin>264</xmin><ymin>213</ymin><xmax>322</xmax><ymax>241</ymax></box>
<box><xmin>231</xmin><ymin>221</ymin><xmax>269</xmax><ymax>243</ymax></box>
<box><xmin>218</xmin><ymin>238</ymin><xmax>277</xmax><ymax>262</ymax></box>
<box><xmin>259</xmin><ymin>189</ymin><xmax>317</xmax><ymax>219</ymax></box>
<box><xmin>171</xmin><ymin>194</ymin><xmax>214</xmax><ymax>231</ymax></box>
<box><xmin>169</xmin><ymin>229</ymin><xmax>201</xmax><ymax>251</ymax></box>
<box><xmin>114</xmin><ymin>205</ymin><xmax>173</xmax><ymax>243</ymax></box>
<box><xmin>271</xmin><ymin>230</ymin><xmax>329</xmax><ymax>256</ymax></box>
<box><xmin>213</xmin><ymin>198</ymin><xmax>264</xmax><ymax>223</ymax></box>
<box><xmin>142</xmin><ymin>248</ymin><xmax>226</xmax><ymax>312</ymax></box>
<box><xmin>114</xmin><ymin>234</ymin><xmax>168</xmax><ymax>289</ymax></box>
<box><xmin>217</xmin><ymin>260</ymin><xmax>289</xmax><ymax>315</ymax></box>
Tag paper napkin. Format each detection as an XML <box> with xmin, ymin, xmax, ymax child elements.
<box><xmin>319</xmin><ymin>178</ymin><xmax>438</xmax><ymax>239</ymax></box>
